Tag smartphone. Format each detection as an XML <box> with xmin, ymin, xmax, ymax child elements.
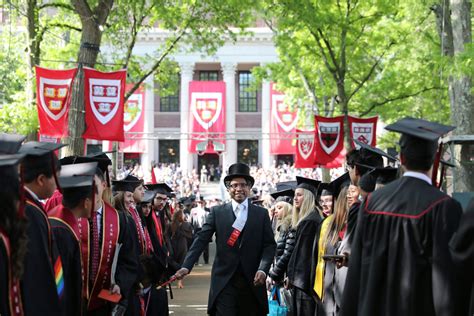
<box><xmin>322</xmin><ymin>254</ymin><xmax>345</xmax><ymax>262</ymax></box>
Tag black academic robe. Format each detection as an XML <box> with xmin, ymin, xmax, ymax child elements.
<box><xmin>0</xmin><ymin>232</ymin><xmax>24</xmax><ymax>316</ymax></box>
<box><xmin>21</xmin><ymin>191</ymin><xmax>61</xmax><ymax>316</ymax></box>
<box><xmin>49</xmin><ymin>207</ymin><xmax>82</xmax><ymax>316</ymax></box>
<box><xmin>182</xmin><ymin>202</ymin><xmax>276</xmax><ymax>314</ymax></box>
<box><xmin>450</xmin><ymin>204</ymin><xmax>474</xmax><ymax>316</ymax></box>
<box><xmin>0</xmin><ymin>240</ymin><xmax>8</xmax><ymax>316</ymax></box>
<box><xmin>84</xmin><ymin>206</ymin><xmax>138</xmax><ymax>316</ymax></box>
<box><xmin>340</xmin><ymin>176</ymin><xmax>463</xmax><ymax>316</ymax></box>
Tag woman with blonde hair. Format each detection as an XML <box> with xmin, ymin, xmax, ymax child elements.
<box><xmin>268</xmin><ymin>190</ymin><xmax>294</xmax><ymax>283</ymax></box>
<box><xmin>286</xmin><ymin>177</ymin><xmax>324</xmax><ymax>316</ymax></box>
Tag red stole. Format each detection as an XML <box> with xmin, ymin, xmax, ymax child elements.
<box><xmin>0</xmin><ymin>228</ymin><xmax>24</xmax><ymax>316</ymax></box>
<box><xmin>151</xmin><ymin>211</ymin><xmax>163</xmax><ymax>246</ymax></box>
<box><xmin>48</xmin><ymin>206</ymin><xmax>80</xmax><ymax>240</ymax></box>
<box><xmin>78</xmin><ymin>202</ymin><xmax>119</xmax><ymax>311</ymax></box>
<box><xmin>128</xmin><ymin>207</ymin><xmax>153</xmax><ymax>255</ymax></box>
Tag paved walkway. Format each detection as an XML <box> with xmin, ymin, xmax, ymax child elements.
<box><xmin>167</xmin><ymin>243</ymin><xmax>215</xmax><ymax>315</ymax></box>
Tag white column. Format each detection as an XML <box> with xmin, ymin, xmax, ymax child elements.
<box><xmin>179</xmin><ymin>62</ymin><xmax>194</xmax><ymax>174</ymax></box>
<box><xmin>141</xmin><ymin>76</ymin><xmax>156</xmax><ymax>181</ymax></box>
<box><xmin>222</xmin><ymin>62</ymin><xmax>237</xmax><ymax>169</ymax></box>
<box><xmin>261</xmin><ymin>80</ymin><xmax>273</xmax><ymax>169</ymax></box>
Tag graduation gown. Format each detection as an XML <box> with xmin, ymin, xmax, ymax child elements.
<box><xmin>79</xmin><ymin>203</ymin><xmax>138</xmax><ymax>315</ymax></box>
<box><xmin>49</xmin><ymin>206</ymin><xmax>83</xmax><ymax>316</ymax></box>
<box><xmin>340</xmin><ymin>176</ymin><xmax>463</xmax><ymax>316</ymax></box>
<box><xmin>0</xmin><ymin>229</ymin><xmax>24</xmax><ymax>316</ymax></box>
<box><xmin>21</xmin><ymin>191</ymin><xmax>61</xmax><ymax>316</ymax></box>
<box><xmin>449</xmin><ymin>205</ymin><xmax>474</xmax><ymax>316</ymax></box>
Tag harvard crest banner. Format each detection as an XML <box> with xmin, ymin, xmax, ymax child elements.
<box><xmin>35</xmin><ymin>66</ymin><xmax>77</xmax><ymax>137</ymax></box>
<box><xmin>188</xmin><ymin>81</ymin><xmax>226</xmax><ymax>153</ymax></box>
<box><xmin>314</xmin><ymin>115</ymin><xmax>345</xmax><ymax>166</ymax></box>
<box><xmin>348</xmin><ymin>115</ymin><xmax>378</xmax><ymax>149</ymax></box>
<box><xmin>295</xmin><ymin>128</ymin><xmax>317</xmax><ymax>168</ymax></box>
<box><xmin>121</xmin><ymin>84</ymin><xmax>146</xmax><ymax>153</ymax></box>
<box><xmin>270</xmin><ymin>83</ymin><xmax>298</xmax><ymax>154</ymax></box>
<box><xmin>83</xmin><ymin>68</ymin><xmax>126</xmax><ymax>141</ymax></box>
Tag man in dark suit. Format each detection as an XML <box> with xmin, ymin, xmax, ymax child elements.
<box><xmin>174</xmin><ymin>163</ymin><xmax>276</xmax><ymax>316</ymax></box>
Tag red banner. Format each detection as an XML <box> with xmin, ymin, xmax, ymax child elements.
<box><xmin>270</xmin><ymin>83</ymin><xmax>297</xmax><ymax>154</ymax></box>
<box><xmin>188</xmin><ymin>81</ymin><xmax>226</xmax><ymax>153</ymax></box>
<box><xmin>120</xmin><ymin>84</ymin><xmax>146</xmax><ymax>153</ymax></box>
<box><xmin>83</xmin><ymin>68</ymin><xmax>126</xmax><ymax>141</ymax></box>
<box><xmin>35</xmin><ymin>66</ymin><xmax>77</xmax><ymax>137</ymax></box>
<box><xmin>295</xmin><ymin>128</ymin><xmax>317</xmax><ymax>168</ymax></box>
<box><xmin>348</xmin><ymin>115</ymin><xmax>378</xmax><ymax>149</ymax></box>
<box><xmin>314</xmin><ymin>115</ymin><xmax>345</xmax><ymax>167</ymax></box>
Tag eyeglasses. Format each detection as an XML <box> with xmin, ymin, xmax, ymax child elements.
<box><xmin>229</xmin><ymin>183</ymin><xmax>249</xmax><ymax>189</ymax></box>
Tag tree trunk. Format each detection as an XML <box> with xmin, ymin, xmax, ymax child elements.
<box><xmin>63</xmin><ymin>21</ymin><xmax>103</xmax><ymax>156</ymax></box>
<box><xmin>25</xmin><ymin>0</ymin><xmax>39</xmax><ymax>106</ymax></box>
<box><xmin>449</xmin><ymin>0</ymin><xmax>473</xmax><ymax>192</ymax></box>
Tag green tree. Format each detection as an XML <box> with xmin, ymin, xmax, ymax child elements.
<box><xmin>256</xmin><ymin>0</ymin><xmax>450</xmax><ymax>148</ymax></box>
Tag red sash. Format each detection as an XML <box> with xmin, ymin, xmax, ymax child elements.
<box><xmin>0</xmin><ymin>228</ymin><xmax>24</xmax><ymax>316</ymax></box>
<box><xmin>151</xmin><ymin>211</ymin><xmax>163</xmax><ymax>246</ymax></box>
<box><xmin>78</xmin><ymin>202</ymin><xmax>119</xmax><ymax>311</ymax></box>
<box><xmin>128</xmin><ymin>207</ymin><xmax>153</xmax><ymax>255</ymax></box>
<box><xmin>26</xmin><ymin>198</ymin><xmax>53</xmax><ymax>263</ymax></box>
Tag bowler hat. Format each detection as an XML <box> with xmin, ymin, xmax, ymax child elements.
<box><xmin>224</xmin><ymin>163</ymin><xmax>255</xmax><ymax>188</ymax></box>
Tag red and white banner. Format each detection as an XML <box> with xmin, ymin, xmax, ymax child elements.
<box><xmin>270</xmin><ymin>83</ymin><xmax>297</xmax><ymax>154</ymax></box>
<box><xmin>121</xmin><ymin>84</ymin><xmax>146</xmax><ymax>153</ymax></box>
<box><xmin>188</xmin><ymin>81</ymin><xmax>226</xmax><ymax>153</ymax></box>
<box><xmin>348</xmin><ymin>116</ymin><xmax>378</xmax><ymax>149</ymax></box>
<box><xmin>295</xmin><ymin>129</ymin><xmax>317</xmax><ymax>168</ymax></box>
<box><xmin>314</xmin><ymin>115</ymin><xmax>345</xmax><ymax>167</ymax></box>
<box><xmin>83</xmin><ymin>68</ymin><xmax>126</xmax><ymax>141</ymax></box>
<box><xmin>35</xmin><ymin>66</ymin><xmax>77</xmax><ymax>137</ymax></box>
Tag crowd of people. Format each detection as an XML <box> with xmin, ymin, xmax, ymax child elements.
<box><xmin>0</xmin><ymin>116</ymin><xmax>473</xmax><ymax>316</ymax></box>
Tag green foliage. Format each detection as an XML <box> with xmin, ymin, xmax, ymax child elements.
<box><xmin>0</xmin><ymin>93</ymin><xmax>38</xmax><ymax>135</ymax></box>
<box><xmin>255</xmin><ymin>0</ymin><xmax>452</xmax><ymax>127</ymax></box>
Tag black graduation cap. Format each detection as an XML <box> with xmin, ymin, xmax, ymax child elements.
<box><xmin>371</xmin><ymin>167</ymin><xmax>399</xmax><ymax>185</ymax></box>
<box><xmin>270</xmin><ymin>188</ymin><xmax>295</xmax><ymax>204</ymax></box>
<box><xmin>0</xmin><ymin>153</ymin><xmax>25</xmax><ymax>167</ymax></box>
<box><xmin>112</xmin><ymin>180</ymin><xmax>141</xmax><ymax>193</ymax></box>
<box><xmin>60</xmin><ymin>155</ymin><xmax>111</xmax><ymax>175</ymax></box>
<box><xmin>296</xmin><ymin>176</ymin><xmax>320</xmax><ymax>198</ymax></box>
<box><xmin>140</xmin><ymin>190</ymin><xmax>155</xmax><ymax>204</ymax></box>
<box><xmin>440</xmin><ymin>159</ymin><xmax>455</xmax><ymax>168</ymax></box>
<box><xmin>58</xmin><ymin>162</ymin><xmax>98</xmax><ymax>189</ymax></box>
<box><xmin>19</xmin><ymin>141</ymin><xmax>66</xmax><ymax>156</ymax></box>
<box><xmin>329</xmin><ymin>172</ymin><xmax>350</xmax><ymax>199</ymax></box>
<box><xmin>353</xmin><ymin>139</ymin><xmax>398</xmax><ymax>162</ymax></box>
<box><xmin>0</xmin><ymin>133</ymin><xmax>26</xmax><ymax>154</ymax></box>
<box><xmin>145</xmin><ymin>183</ymin><xmax>173</xmax><ymax>196</ymax></box>
<box><xmin>385</xmin><ymin>117</ymin><xmax>455</xmax><ymax>160</ymax></box>
<box><xmin>275</xmin><ymin>181</ymin><xmax>297</xmax><ymax>191</ymax></box>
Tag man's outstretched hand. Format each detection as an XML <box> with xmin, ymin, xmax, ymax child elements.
<box><xmin>253</xmin><ymin>271</ymin><xmax>266</xmax><ymax>286</ymax></box>
<box><xmin>174</xmin><ymin>268</ymin><xmax>190</xmax><ymax>280</ymax></box>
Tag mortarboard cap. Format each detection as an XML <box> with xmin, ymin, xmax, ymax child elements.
<box><xmin>318</xmin><ymin>183</ymin><xmax>333</xmax><ymax>197</ymax></box>
<box><xmin>353</xmin><ymin>139</ymin><xmax>398</xmax><ymax>162</ymax></box>
<box><xmin>371</xmin><ymin>167</ymin><xmax>399</xmax><ymax>185</ymax></box>
<box><xmin>440</xmin><ymin>160</ymin><xmax>455</xmax><ymax>168</ymax></box>
<box><xmin>385</xmin><ymin>117</ymin><xmax>455</xmax><ymax>162</ymax></box>
<box><xmin>270</xmin><ymin>189</ymin><xmax>294</xmax><ymax>204</ymax></box>
<box><xmin>275</xmin><ymin>181</ymin><xmax>297</xmax><ymax>191</ymax></box>
<box><xmin>296</xmin><ymin>176</ymin><xmax>320</xmax><ymax>198</ymax></box>
<box><xmin>145</xmin><ymin>183</ymin><xmax>173</xmax><ymax>196</ymax></box>
<box><xmin>124</xmin><ymin>174</ymin><xmax>143</xmax><ymax>183</ymax></box>
<box><xmin>0</xmin><ymin>133</ymin><xmax>26</xmax><ymax>154</ymax></box>
<box><xmin>58</xmin><ymin>162</ymin><xmax>98</xmax><ymax>189</ymax></box>
<box><xmin>60</xmin><ymin>155</ymin><xmax>111</xmax><ymax>175</ymax></box>
<box><xmin>0</xmin><ymin>153</ymin><xmax>25</xmax><ymax>167</ymax></box>
<box><xmin>330</xmin><ymin>172</ymin><xmax>351</xmax><ymax>199</ymax></box>
<box><xmin>112</xmin><ymin>180</ymin><xmax>141</xmax><ymax>193</ymax></box>
<box><xmin>19</xmin><ymin>141</ymin><xmax>66</xmax><ymax>156</ymax></box>
<box><xmin>140</xmin><ymin>190</ymin><xmax>155</xmax><ymax>204</ymax></box>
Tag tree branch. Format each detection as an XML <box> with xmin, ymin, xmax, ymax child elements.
<box><xmin>35</xmin><ymin>23</ymin><xmax>82</xmax><ymax>58</ymax></box>
<box><xmin>94</xmin><ymin>0</ymin><xmax>114</xmax><ymax>25</ymax></box>
<box><xmin>347</xmin><ymin>41</ymin><xmax>394</xmax><ymax>101</ymax></box>
<box><xmin>38</xmin><ymin>2</ymin><xmax>74</xmax><ymax>11</ymax></box>
<box><xmin>71</xmin><ymin>0</ymin><xmax>94</xmax><ymax>21</ymax></box>
<box><xmin>359</xmin><ymin>86</ymin><xmax>441</xmax><ymax>116</ymax></box>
